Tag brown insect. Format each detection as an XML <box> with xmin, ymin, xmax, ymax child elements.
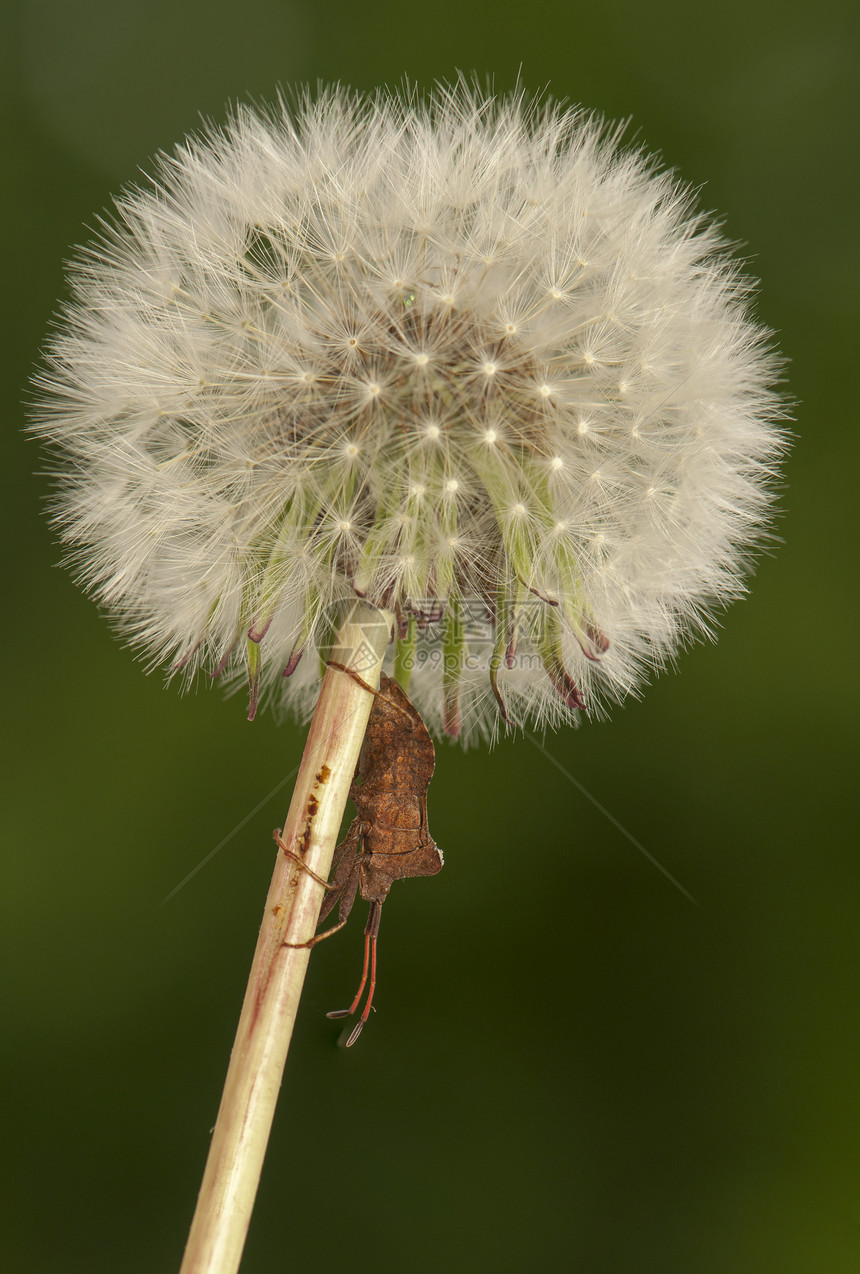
<box><xmin>277</xmin><ymin>667</ymin><xmax>443</xmax><ymax>1045</ymax></box>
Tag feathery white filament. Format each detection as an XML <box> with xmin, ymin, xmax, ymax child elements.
<box><xmin>32</xmin><ymin>84</ymin><xmax>786</xmax><ymax>741</ymax></box>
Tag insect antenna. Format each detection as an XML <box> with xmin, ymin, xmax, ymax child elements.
<box><xmin>326</xmin><ymin>900</ymin><xmax>382</xmax><ymax>1046</ymax></box>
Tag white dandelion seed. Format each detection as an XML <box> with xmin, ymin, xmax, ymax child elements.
<box><xmin>31</xmin><ymin>83</ymin><xmax>787</xmax><ymax>741</ymax></box>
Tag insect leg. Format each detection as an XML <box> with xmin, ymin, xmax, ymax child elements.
<box><xmin>284</xmin><ymin>854</ymin><xmax>360</xmax><ymax>949</ymax></box>
<box><xmin>318</xmin><ymin>823</ymin><xmax>361</xmax><ymax>924</ymax></box>
<box><xmin>325</xmin><ymin>661</ymin><xmax>378</xmax><ymax>695</ymax></box>
<box><xmin>281</xmin><ymin>827</ymin><xmax>362</xmax><ymax>950</ymax></box>
<box><xmin>284</xmin><ymin>916</ymin><xmax>350</xmax><ymax>949</ymax></box>
<box><xmin>273</xmin><ymin>828</ymin><xmax>332</xmax><ymax>888</ymax></box>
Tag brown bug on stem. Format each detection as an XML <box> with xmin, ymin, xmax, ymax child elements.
<box><xmin>276</xmin><ymin>667</ymin><xmax>443</xmax><ymax>1045</ymax></box>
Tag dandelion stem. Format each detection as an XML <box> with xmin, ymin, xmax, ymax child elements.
<box><xmin>179</xmin><ymin>601</ymin><xmax>391</xmax><ymax>1274</ymax></box>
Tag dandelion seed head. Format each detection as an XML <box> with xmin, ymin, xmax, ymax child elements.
<box><xmin>31</xmin><ymin>83</ymin><xmax>787</xmax><ymax>742</ymax></box>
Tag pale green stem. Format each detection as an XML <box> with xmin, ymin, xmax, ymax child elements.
<box><xmin>179</xmin><ymin>601</ymin><xmax>391</xmax><ymax>1274</ymax></box>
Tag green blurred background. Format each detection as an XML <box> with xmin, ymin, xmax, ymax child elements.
<box><xmin>2</xmin><ymin>1</ymin><xmax>858</xmax><ymax>1270</ymax></box>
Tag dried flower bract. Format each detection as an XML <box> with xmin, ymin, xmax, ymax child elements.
<box><xmin>33</xmin><ymin>84</ymin><xmax>786</xmax><ymax>740</ymax></box>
